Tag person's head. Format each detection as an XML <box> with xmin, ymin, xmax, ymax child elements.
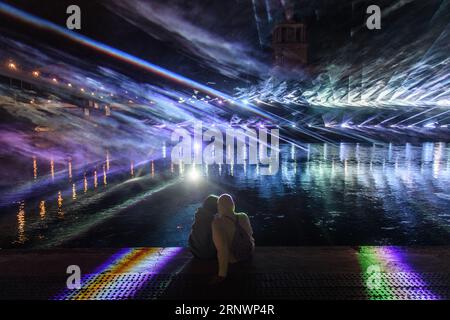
<box><xmin>202</xmin><ymin>195</ymin><xmax>219</xmax><ymax>214</ymax></box>
<box><xmin>218</xmin><ymin>194</ymin><xmax>235</xmax><ymax>215</ymax></box>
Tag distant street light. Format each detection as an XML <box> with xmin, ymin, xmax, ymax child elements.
<box><xmin>8</xmin><ymin>62</ymin><xmax>17</xmax><ymax>70</ymax></box>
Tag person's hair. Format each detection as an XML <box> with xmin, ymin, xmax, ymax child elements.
<box><xmin>218</xmin><ymin>194</ymin><xmax>235</xmax><ymax>215</ymax></box>
<box><xmin>202</xmin><ymin>195</ymin><xmax>219</xmax><ymax>213</ymax></box>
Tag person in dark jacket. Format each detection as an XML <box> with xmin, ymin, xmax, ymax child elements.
<box><xmin>188</xmin><ymin>195</ymin><xmax>218</xmax><ymax>260</ymax></box>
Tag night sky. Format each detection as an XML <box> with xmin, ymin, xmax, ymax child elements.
<box><xmin>1</xmin><ymin>1</ymin><xmax>445</xmax><ymax>81</ymax></box>
<box><xmin>0</xmin><ymin>0</ymin><xmax>267</xmax><ymax>87</ymax></box>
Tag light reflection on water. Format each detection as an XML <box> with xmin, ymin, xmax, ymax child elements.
<box><xmin>83</xmin><ymin>174</ymin><xmax>88</xmax><ymax>193</ymax></box>
<box><xmin>1</xmin><ymin>142</ymin><xmax>450</xmax><ymax>248</ymax></box>
<box><xmin>15</xmin><ymin>201</ymin><xmax>26</xmax><ymax>244</ymax></box>
<box><xmin>39</xmin><ymin>200</ymin><xmax>46</xmax><ymax>220</ymax></box>
<box><xmin>32</xmin><ymin>156</ymin><xmax>37</xmax><ymax>180</ymax></box>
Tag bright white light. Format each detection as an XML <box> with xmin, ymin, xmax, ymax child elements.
<box><xmin>187</xmin><ymin>168</ymin><xmax>200</xmax><ymax>181</ymax></box>
<box><xmin>437</xmin><ymin>100</ymin><xmax>450</xmax><ymax>107</ymax></box>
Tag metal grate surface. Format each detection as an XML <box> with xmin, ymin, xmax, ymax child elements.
<box><xmin>160</xmin><ymin>272</ymin><xmax>450</xmax><ymax>300</ymax></box>
<box><xmin>0</xmin><ymin>272</ymin><xmax>449</xmax><ymax>300</ymax></box>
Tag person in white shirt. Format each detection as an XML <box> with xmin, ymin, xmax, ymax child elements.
<box><xmin>211</xmin><ymin>194</ymin><xmax>255</xmax><ymax>283</ymax></box>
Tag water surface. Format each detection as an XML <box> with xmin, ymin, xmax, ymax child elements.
<box><xmin>1</xmin><ymin>142</ymin><xmax>450</xmax><ymax>248</ymax></box>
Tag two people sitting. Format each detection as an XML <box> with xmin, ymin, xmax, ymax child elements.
<box><xmin>189</xmin><ymin>194</ymin><xmax>255</xmax><ymax>282</ymax></box>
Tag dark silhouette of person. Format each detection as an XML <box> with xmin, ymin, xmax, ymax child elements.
<box><xmin>188</xmin><ymin>195</ymin><xmax>218</xmax><ymax>260</ymax></box>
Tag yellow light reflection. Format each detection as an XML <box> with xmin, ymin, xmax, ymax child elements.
<box><xmin>58</xmin><ymin>191</ymin><xmax>63</xmax><ymax>207</ymax></box>
<box><xmin>39</xmin><ymin>200</ymin><xmax>46</xmax><ymax>220</ymax></box>
<box><xmin>84</xmin><ymin>173</ymin><xmax>88</xmax><ymax>193</ymax></box>
<box><xmin>17</xmin><ymin>201</ymin><xmax>26</xmax><ymax>244</ymax></box>
<box><xmin>57</xmin><ymin>191</ymin><xmax>64</xmax><ymax>218</ymax></box>
<box><xmin>50</xmin><ymin>159</ymin><xmax>55</xmax><ymax>181</ymax></box>
<box><xmin>103</xmin><ymin>165</ymin><xmax>107</xmax><ymax>185</ymax></box>
<box><xmin>33</xmin><ymin>156</ymin><xmax>37</xmax><ymax>180</ymax></box>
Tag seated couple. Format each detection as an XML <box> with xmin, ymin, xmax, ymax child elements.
<box><xmin>188</xmin><ymin>194</ymin><xmax>255</xmax><ymax>283</ymax></box>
